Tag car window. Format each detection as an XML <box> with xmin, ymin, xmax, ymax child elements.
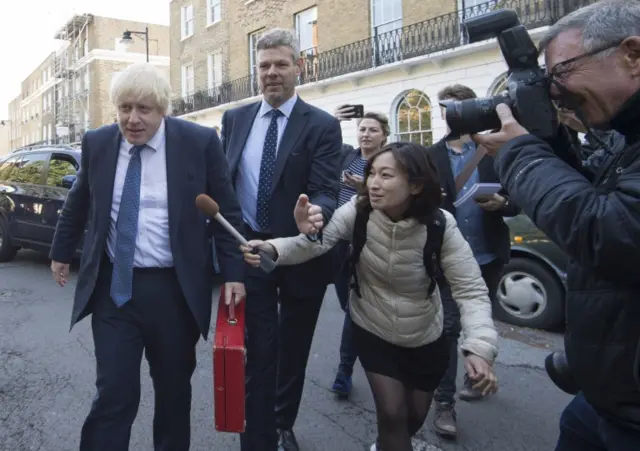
<box><xmin>7</xmin><ymin>152</ymin><xmax>48</xmax><ymax>185</ymax></box>
<box><xmin>0</xmin><ymin>155</ymin><xmax>21</xmax><ymax>182</ymax></box>
<box><xmin>46</xmin><ymin>154</ymin><xmax>78</xmax><ymax>187</ymax></box>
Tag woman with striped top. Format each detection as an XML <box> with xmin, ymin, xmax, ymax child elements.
<box><xmin>330</xmin><ymin>107</ymin><xmax>391</xmax><ymax>398</ymax></box>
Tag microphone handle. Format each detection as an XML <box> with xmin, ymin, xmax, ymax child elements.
<box><xmin>214</xmin><ymin>213</ymin><xmax>249</xmax><ymax>245</ymax></box>
<box><xmin>213</xmin><ymin>213</ymin><xmax>277</xmax><ymax>274</ymax></box>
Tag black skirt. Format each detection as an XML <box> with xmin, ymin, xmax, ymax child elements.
<box><xmin>352</xmin><ymin>320</ymin><xmax>450</xmax><ymax>392</ymax></box>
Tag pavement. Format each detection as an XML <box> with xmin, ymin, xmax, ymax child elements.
<box><xmin>0</xmin><ymin>250</ymin><xmax>571</xmax><ymax>451</ymax></box>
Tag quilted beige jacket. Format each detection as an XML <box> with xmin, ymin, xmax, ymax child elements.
<box><xmin>268</xmin><ymin>197</ymin><xmax>498</xmax><ymax>362</ymax></box>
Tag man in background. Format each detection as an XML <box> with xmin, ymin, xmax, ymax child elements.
<box><xmin>429</xmin><ymin>84</ymin><xmax>520</xmax><ymax>439</ymax></box>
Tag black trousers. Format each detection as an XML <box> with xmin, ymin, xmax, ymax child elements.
<box><xmin>332</xmin><ymin>240</ymin><xmax>359</xmax><ymax>373</ymax></box>
<box><xmin>240</xmin><ymin>229</ymin><xmax>326</xmax><ymax>451</ymax></box>
<box><xmin>434</xmin><ymin>258</ymin><xmax>503</xmax><ymax>405</ymax></box>
<box><xmin>80</xmin><ymin>259</ymin><xmax>200</xmax><ymax>451</ymax></box>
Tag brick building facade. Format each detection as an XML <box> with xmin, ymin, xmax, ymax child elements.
<box><xmin>169</xmin><ymin>0</ymin><xmax>461</xmax><ymax>94</ymax></box>
<box><xmin>168</xmin><ymin>0</ymin><xmax>594</xmax><ymax>147</ymax></box>
<box><xmin>7</xmin><ymin>13</ymin><xmax>170</xmax><ymax>152</ymax></box>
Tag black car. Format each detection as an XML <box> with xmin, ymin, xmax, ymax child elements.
<box><xmin>497</xmin><ymin>214</ymin><xmax>568</xmax><ymax>330</ymax></box>
<box><xmin>0</xmin><ymin>144</ymin><xmax>223</xmax><ymax>274</ymax></box>
<box><xmin>0</xmin><ymin>145</ymin><xmax>82</xmax><ymax>262</ymax></box>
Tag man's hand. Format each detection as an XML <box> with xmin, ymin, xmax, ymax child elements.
<box><xmin>293</xmin><ymin>194</ymin><xmax>324</xmax><ymax>235</ymax></box>
<box><xmin>464</xmin><ymin>354</ymin><xmax>499</xmax><ymax>396</ymax></box>
<box><xmin>475</xmin><ymin>193</ymin><xmax>507</xmax><ymax>211</ymax></box>
<box><xmin>472</xmin><ymin>104</ymin><xmax>529</xmax><ymax>156</ymax></box>
<box><xmin>51</xmin><ymin>261</ymin><xmax>70</xmax><ymax>287</ymax></box>
<box><xmin>223</xmin><ymin>282</ymin><xmax>246</xmax><ymax>306</ymax></box>
<box><xmin>557</xmin><ymin>109</ymin><xmax>587</xmax><ymax>134</ymax></box>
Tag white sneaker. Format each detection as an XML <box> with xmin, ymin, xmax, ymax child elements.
<box><xmin>370</xmin><ymin>444</ymin><xmax>378</xmax><ymax>451</ymax></box>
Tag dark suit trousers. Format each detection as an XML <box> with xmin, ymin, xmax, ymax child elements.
<box><xmin>240</xmin><ymin>230</ymin><xmax>326</xmax><ymax>451</ymax></box>
<box><xmin>434</xmin><ymin>259</ymin><xmax>503</xmax><ymax>405</ymax></box>
<box><xmin>332</xmin><ymin>240</ymin><xmax>358</xmax><ymax>373</ymax></box>
<box><xmin>80</xmin><ymin>258</ymin><xmax>200</xmax><ymax>451</ymax></box>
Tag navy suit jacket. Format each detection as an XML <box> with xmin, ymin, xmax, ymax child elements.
<box><xmin>49</xmin><ymin>117</ymin><xmax>244</xmax><ymax>337</ymax></box>
<box><xmin>221</xmin><ymin>97</ymin><xmax>342</xmax><ymax>292</ymax></box>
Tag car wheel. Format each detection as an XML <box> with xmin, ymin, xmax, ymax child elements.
<box><xmin>0</xmin><ymin>216</ymin><xmax>18</xmax><ymax>262</ymax></box>
<box><xmin>494</xmin><ymin>257</ymin><xmax>565</xmax><ymax>330</ymax></box>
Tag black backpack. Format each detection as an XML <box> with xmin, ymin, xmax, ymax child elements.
<box><xmin>348</xmin><ymin>207</ymin><xmax>447</xmax><ymax>298</ymax></box>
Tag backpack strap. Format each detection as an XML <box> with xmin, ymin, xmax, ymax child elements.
<box><xmin>349</xmin><ymin>205</ymin><xmax>372</xmax><ymax>298</ymax></box>
<box><xmin>423</xmin><ymin>209</ymin><xmax>447</xmax><ymax>296</ymax></box>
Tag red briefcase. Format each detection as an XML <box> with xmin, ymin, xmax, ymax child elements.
<box><xmin>213</xmin><ymin>286</ymin><xmax>246</xmax><ymax>433</ymax></box>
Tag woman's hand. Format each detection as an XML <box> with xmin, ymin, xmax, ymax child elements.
<box><xmin>239</xmin><ymin>240</ymin><xmax>277</xmax><ymax>267</ymax></box>
<box><xmin>464</xmin><ymin>354</ymin><xmax>499</xmax><ymax>396</ymax></box>
<box><xmin>334</xmin><ymin>104</ymin><xmax>355</xmax><ymax>122</ymax></box>
<box><xmin>343</xmin><ymin>171</ymin><xmax>364</xmax><ymax>190</ymax></box>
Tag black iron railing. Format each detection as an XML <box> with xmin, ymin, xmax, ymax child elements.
<box><xmin>171</xmin><ymin>0</ymin><xmax>597</xmax><ymax>116</ymax></box>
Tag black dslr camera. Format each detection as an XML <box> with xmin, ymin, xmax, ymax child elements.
<box><xmin>441</xmin><ymin>9</ymin><xmax>557</xmax><ymax>140</ymax></box>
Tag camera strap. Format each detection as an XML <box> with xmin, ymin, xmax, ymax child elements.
<box><xmin>455</xmin><ymin>144</ymin><xmax>487</xmax><ymax>193</ymax></box>
<box><xmin>596</xmin><ymin>144</ymin><xmax>636</xmax><ymax>193</ymax></box>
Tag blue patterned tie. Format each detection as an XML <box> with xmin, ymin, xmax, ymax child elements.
<box><xmin>256</xmin><ymin>109</ymin><xmax>282</xmax><ymax>230</ymax></box>
<box><xmin>110</xmin><ymin>145</ymin><xmax>144</xmax><ymax>307</ymax></box>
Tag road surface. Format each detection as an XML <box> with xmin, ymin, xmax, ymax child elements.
<box><xmin>0</xmin><ymin>251</ymin><xmax>569</xmax><ymax>451</ymax></box>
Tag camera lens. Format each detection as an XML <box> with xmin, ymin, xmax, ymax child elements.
<box><xmin>440</xmin><ymin>93</ymin><xmax>512</xmax><ymax>140</ymax></box>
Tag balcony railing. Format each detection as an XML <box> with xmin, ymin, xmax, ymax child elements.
<box><xmin>171</xmin><ymin>0</ymin><xmax>597</xmax><ymax>116</ymax></box>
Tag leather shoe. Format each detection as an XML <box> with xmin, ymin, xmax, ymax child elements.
<box><xmin>277</xmin><ymin>429</ymin><xmax>300</xmax><ymax>451</ymax></box>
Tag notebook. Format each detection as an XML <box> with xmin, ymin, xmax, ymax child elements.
<box><xmin>453</xmin><ymin>183</ymin><xmax>502</xmax><ymax>208</ymax></box>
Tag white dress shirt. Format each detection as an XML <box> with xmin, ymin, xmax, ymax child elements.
<box><xmin>235</xmin><ymin>94</ymin><xmax>298</xmax><ymax>233</ymax></box>
<box><xmin>106</xmin><ymin>119</ymin><xmax>173</xmax><ymax>268</ymax></box>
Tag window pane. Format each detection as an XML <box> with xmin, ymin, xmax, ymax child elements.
<box><xmin>419</xmin><ymin>105</ymin><xmax>431</xmax><ymax>130</ymax></box>
<box><xmin>8</xmin><ymin>153</ymin><xmax>48</xmax><ymax>184</ymax></box>
<box><xmin>47</xmin><ymin>158</ymin><xmax>77</xmax><ymax>187</ymax></box>
<box><xmin>397</xmin><ymin>107</ymin><xmax>408</xmax><ymax>133</ymax></box>
<box><xmin>394</xmin><ymin>89</ymin><xmax>432</xmax><ymax>146</ymax></box>
<box><xmin>0</xmin><ymin>157</ymin><xmax>20</xmax><ymax>181</ymax></box>
<box><xmin>296</xmin><ymin>7</ymin><xmax>317</xmax><ymax>53</ymax></box>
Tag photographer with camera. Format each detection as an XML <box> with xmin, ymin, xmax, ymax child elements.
<box><xmin>467</xmin><ymin>1</ymin><xmax>640</xmax><ymax>449</ymax></box>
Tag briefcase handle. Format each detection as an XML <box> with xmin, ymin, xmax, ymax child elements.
<box><xmin>228</xmin><ymin>295</ymin><xmax>237</xmax><ymax>325</ymax></box>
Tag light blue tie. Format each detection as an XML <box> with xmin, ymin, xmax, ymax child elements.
<box><xmin>110</xmin><ymin>145</ymin><xmax>144</xmax><ymax>307</ymax></box>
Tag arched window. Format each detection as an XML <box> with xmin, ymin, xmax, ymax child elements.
<box><xmin>488</xmin><ymin>73</ymin><xmax>508</xmax><ymax>96</ymax></box>
<box><xmin>394</xmin><ymin>89</ymin><xmax>432</xmax><ymax>146</ymax></box>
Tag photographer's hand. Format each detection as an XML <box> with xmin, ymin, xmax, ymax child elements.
<box><xmin>472</xmin><ymin>104</ymin><xmax>529</xmax><ymax>156</ymax></box>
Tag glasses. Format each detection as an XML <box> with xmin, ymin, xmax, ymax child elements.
<box><xmin>548</xmin><ymin>41</ymin><xmax>622</xmax><ymax>81</ymax></box>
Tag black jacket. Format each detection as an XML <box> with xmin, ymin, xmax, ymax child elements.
<box><xmin>428</xmin><ymin>139</ymin><xmax>521</xmax><ymax>265</ymax></box>
<box><xmin>494</xmin><ymin>89</ymin><xmax>640</xmax><ymax>430</ymax></box>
